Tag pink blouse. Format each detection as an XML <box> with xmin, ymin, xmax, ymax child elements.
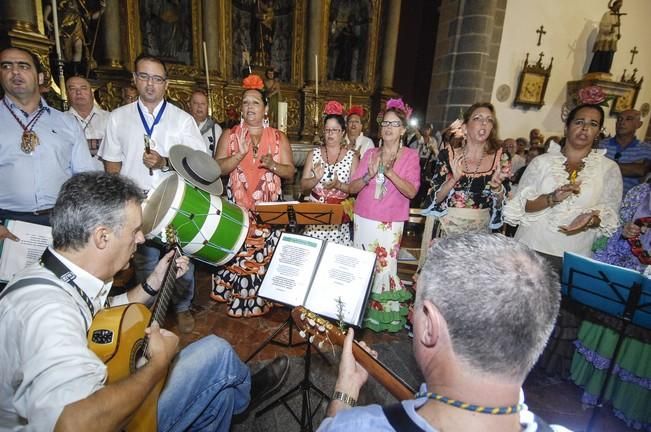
<box><xmin>352</xmin><ymin>147</ymin><xmax>420</xmax><ymax>222</ymax></box>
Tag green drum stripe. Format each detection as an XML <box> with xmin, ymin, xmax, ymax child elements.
<box><xmin>170</xmin><ymin>187</ymin><xmax>210</xmax><ymax>250</ymax></box>
<box><xmin>195</xmin><ymin>197</ymin><xmax>248</xmax><ymax>265</ymax></box>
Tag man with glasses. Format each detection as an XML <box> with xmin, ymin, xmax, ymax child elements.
<box><xmin>600</xmin><ymin>109</ymin><xmax>651</xmax><ymax>194</ymax></box>
<box><xmin>98</xmin><ymin>53</ymin><xmax>205</xmax><ymax>333</ymax></box>
<box><xmin>0</xmin><ymin>47</ymin><xmax>94</xmax><ymax>243</ymax></box>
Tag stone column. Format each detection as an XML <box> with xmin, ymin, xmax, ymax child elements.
<box><xmin>202</xmin><ymin>0</ymin><xmax>220</xmax><ymax>71</ymax></box>
<box><xmin>380</xmin><ymin>0</ymin><xmax>401</xmax><ymax>90</ymax></box>
<box><xmin>0</xmin><ymin>1</ymin><xmax>38</xmax><ymax>33</ymax></box>
<box><xmin>99</xmin><ymin>0</ymin><xmax>122</xmax><ymax>68</ymax></box>
<box><xmin>426</xmin><ymin>0</ymin><xmax>508</xmax><ymax>130</ymax></box>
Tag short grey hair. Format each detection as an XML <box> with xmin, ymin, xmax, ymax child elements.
<box><xmin>416</xmin><ymin>233</ymin><xmax>560</xmax><ymax>381</ymax></box>
<box><xmin>51</xmin><ymin>172</ymin><xmax>145</xmax><ymax>251</ymax></box>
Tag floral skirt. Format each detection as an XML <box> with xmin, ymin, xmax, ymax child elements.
<box><xmin>354</xmin><ymin>214</ymin><xmax>412</xmax><ymax>332</ymax></box>
<box><xmin>210</xmin><ymin>220</ymin><xmax>282</xmax><ymax>317</ymax></box>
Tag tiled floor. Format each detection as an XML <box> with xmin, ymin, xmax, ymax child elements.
<box><xmin>164</xmin><ymin>264</ymin><xmax>637</xmax><ymax>432</ymax></box>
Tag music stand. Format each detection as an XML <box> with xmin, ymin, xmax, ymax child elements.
<box><xmin>255</xmin><ymin>336</ymin><xmax>330</xmax><ymax>432</ymax></box>
<box><xmin>245</xmin><ymin>202</ymin><xmax>345</xmax><ymax>362</ymax></box>
<box><xmin>562</xmin><ymin>252</ymin><xmax>651</xmax><ymax>431</ymax></box>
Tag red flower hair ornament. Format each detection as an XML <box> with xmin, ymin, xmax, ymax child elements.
<box><xmin>242</xmin><ymin>74</ymin><xmax>265</xmax><ymax>90</ymax></box>
<box><xmin>347</xmin><ymin>105</ymin><xmax>364</xmax><ymax>118</ymax></box>
<box><xmin>386</xmin><ymin>98</ymin><xmax>413</xmax><ymax>120</ymax></box>
<box><xmin>323</xmin><ymin>100</ymin><xmax>345</xmax><ymax>116</ymax></box>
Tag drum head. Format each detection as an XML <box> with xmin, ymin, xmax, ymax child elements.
<box><xmin>142</xmin><ymin>174</ymin><xmax>180</xmax><ymax>236</ymax></box>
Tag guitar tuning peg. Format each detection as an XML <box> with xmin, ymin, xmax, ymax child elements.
<box><xmin>308</xmin><ymin>318</ymin><xmax>316</xmax><ymax>327</ymax></box>
<box><xmin>318</xmin><ymin>340</ymin><xmax>324</xmax><ymax>349</ymax></box>
<box><xmin>318</xmin><ymin>325</ymin><xmax>325</xmax><ymax>332</ymax></box>
<box><xmin>300</xmin><ymin>312</ymin><xmax>306</xmax><ymax>320</ymax></box>
<box><xmin>309</xmin><ymin>335</ymin><xmax>315</xmax><ymax>343</ymax></box>
<box><xmin>299</xmin><ymin>330</ymin><xmax>306</xmax><ymax>338</ymax></box>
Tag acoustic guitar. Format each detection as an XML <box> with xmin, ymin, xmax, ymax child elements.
<box><xmin>87</xmin><ymin>228</ymin><xmax>181</xmax><ymax>431</ymax></box>
<box><xmin>291</xmin><ymin>306</ymin><xmax>416</xmax><ymax>401</ymax></box>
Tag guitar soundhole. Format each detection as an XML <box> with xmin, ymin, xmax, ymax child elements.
<box><xmin>130</xmin><ymin>338</ymin><xmax>147</xmax><ymax>373</ymax></box>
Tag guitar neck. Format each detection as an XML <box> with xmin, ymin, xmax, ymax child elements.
<box><xmin>351</xmin><ymin>340</ymin><xmax>416</xmax><ymax>401</ymax></box>
<box><xmin>150</xmin><ymin>246</ymin><xmax>181</xmax><ymax>326</ymax></box>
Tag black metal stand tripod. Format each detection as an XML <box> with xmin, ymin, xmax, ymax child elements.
<box><xmin>245</xmin><ymin>307</ymin><xmax>306</xmax><ymax>363</ymax></box>
<box><xmin>255</xmin><ymin>337</ymin><xmax>330</xmax><ymax>431</ymax></box>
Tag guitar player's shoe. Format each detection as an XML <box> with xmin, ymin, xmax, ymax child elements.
<box><xmin>248</xmin><ymin>355</ymin><xmax>290</xmax><ymax>411</ymax></box>
<box><xmin>176</xmin><ymin>310</ymin><xmax>195</xmax><ymax>334</ymax></box>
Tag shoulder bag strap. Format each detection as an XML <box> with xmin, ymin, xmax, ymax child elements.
<box><xmin>382</xmin><ymin>402</ymin><xmax>425</xmax><ymax>432</ymax></box>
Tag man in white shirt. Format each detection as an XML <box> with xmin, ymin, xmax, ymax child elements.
<box><xmin>98</xmin><ymin>54</ymin><xmax>206</xmax><ymax>333</ymax></box>
<box><xmin>189</xmin><ymin>89</ymin><xmax>222</xmax><ymax>157</ymax></box>
<box><xmin>66</xmin><ymin>76</ymin><xmax>109</xmax><ymax>170</ymax></box>
<box><xmin>0</xmin><ymin>171</ymin><xmax>288</xmax><ymax>431</ymax></box>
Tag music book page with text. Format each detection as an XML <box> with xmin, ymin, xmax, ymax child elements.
<box><xmin>0</xmin><ymin>220</ymin><xmax>52</xmax><ymax>283</ymax></box>
<box><xmin>259</xmin><ymin>233</ymin><xmax>375</xmax><ymax>326</ymax></box>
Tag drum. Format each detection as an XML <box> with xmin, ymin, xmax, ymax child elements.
<box><xmin>142</xmin><ymin>173</ymin><xmax>249</xmax><ymax>266</ymax></box>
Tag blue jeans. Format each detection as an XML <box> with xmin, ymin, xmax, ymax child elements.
<box><xmin>134</xmin><ymin>242</ymin><xmax>194</xmax><ymax>313</ymax></box>
<box><xmin>158</xmin><ymin>335</ymin><xmax>251</xmax><ymax>431</ymax></box>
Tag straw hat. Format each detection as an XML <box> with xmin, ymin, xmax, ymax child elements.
<box><xmin>168</xmin><ymin>145</ymin><xmax>223</xmax><ymax>195</ymax></box>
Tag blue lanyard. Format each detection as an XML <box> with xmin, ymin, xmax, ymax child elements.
<box><xmin>137</xmin><ymin>100</ymin><xmax>167</xmax><ymax>137</ymax></box>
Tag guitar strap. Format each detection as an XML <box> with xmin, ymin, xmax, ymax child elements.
<box><xmin>382</xmin><ymin>403</ymin><xmax>425</xmax><ymax>432</ymax></box>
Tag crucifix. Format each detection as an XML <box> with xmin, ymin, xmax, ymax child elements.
<box><xmin>630</xmin><ymin>46</ymin><xmax>639</xmax><ymax>64</ymax></box>
<box><xmin>535</xmin><ymin>25</ymin><xmax>546</xmax><ymax>46</ymax></box>
<box><xmin>537</xmin><ymin>52</ymin><xmax>545</xmax><ymax>65</ymax></box>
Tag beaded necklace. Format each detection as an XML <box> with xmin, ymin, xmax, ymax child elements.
<box><xmin>322</xmin><ymin>145</ymin><xmax>344</xmax><ymax>180</ymax></box>
<box><xmin>414</xmin><ymin>390</ymin><xmax>524</xmax><ymax>415</ymax></box>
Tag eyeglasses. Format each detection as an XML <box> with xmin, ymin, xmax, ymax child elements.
<box><xmin>571</xmin><ymin>119</ymin><xmax>600</xmax><ymax>130</ymax></box>
<box><xmin>134</xmin><ymin>72</ymin><xmax>167</xmax><ymax>84</ymax></box>
<box><xmin>380</xmin><ymin>120</ymin><xmax>402</xmax><ymax>127</ymax></box>
<box><xmin>324</xmin><ymin>128</ymin><xmax>342</xmax><ymax>134</ymax></box>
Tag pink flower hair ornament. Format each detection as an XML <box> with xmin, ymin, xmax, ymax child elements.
<box><xmin>323</xmin><ymin>100</ymin><xmax>345</xmax><ymax>116</ymax></box>
<box><xmin>385</xmin><ymin>98</ymin><xmax>413</xmax><ymax>120</ymax></box>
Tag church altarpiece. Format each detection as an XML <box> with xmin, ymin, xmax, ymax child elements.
<box><xmin>7</xmin><ymin>0</ymin><xmax>384</xmax><ymax>150</ymax></box>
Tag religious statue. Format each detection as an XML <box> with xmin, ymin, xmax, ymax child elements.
<box><xmin>43</xmin><ymin>0</ymin><xmax>105</xmax><ymax>76</ymax></box>
<box><xmin>251</xmin><ymin>0</ymin><xmax>274</xmax><ymax>67</ymax></box>
<box><xmin>264</xmin><ymin>68</ymin><xmax>281</xmax><ymax>126</ymax></box>
<box><xmin>141</xmin><ymin>0</ymin><xmax>193</xmax><ymax>65</ymax></box>
<box><xmin>588</xmin><ymin>0</ymin><xmax>625</xmax><ymax>75</ymax></box>
<box><xmin>333</xmin><ymin>22</ymin><xmax>358</xmax><ymax>81</ymax></box>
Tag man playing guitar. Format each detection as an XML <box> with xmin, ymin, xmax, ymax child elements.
<box><xmin>320</xmin><ymin>234</ymin><xmax>571</xmax><ymax>432</ymax></box>
<box><xmin>0</xmin><ymin>172</ymin><xmax>287</xmax><ymax>431</ymax></box>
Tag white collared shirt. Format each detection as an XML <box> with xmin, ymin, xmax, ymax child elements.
<box><xmin>197</xmin><ymin>118</ymin><xmax>223</xmax><ymax>155</ymax></box>
<box><xmin>67</xmin><ymin>105</ymin><xmax>110</xmax><ymax>170</ymax></box>
<box><xmin>98</xmin><ymin>99</ymin><xmax>206</xmax><ymax>191</ymax></box>
<box><xmin>0</xmin><ymin>248</ymin><xmax>124</xmax><ymax>431</ymax></box>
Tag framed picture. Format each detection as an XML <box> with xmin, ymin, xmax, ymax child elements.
<box><xmin>610</xmin><ymin>84</ymin><xmax>640</xmax><ymax>115</ymax></box>
<box><xmin>513</xmin><ymin>53</ymin><xmax>553</xmax><ymax>108</ymax></box>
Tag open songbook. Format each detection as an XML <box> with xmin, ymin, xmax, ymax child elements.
<box><xmin>258</xmin><ymin>233</ymin><xmax>376</xmax><ymax>327</ymax></box>
<box><xmin>0</xmin><ymin>220</ymin><xmax>52</xmax><ymax>283</ymax></box>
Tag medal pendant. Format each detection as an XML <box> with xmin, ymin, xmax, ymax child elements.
<box><xmin>21</xmin><ymin>131</ymin><xmax>39</xmax><ymax>154</ymax></box>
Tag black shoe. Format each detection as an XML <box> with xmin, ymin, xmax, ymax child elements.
<box><xmin>248</xmin><ymin>355</ymin><xmax>290</xmax><ymax>411</ymax></box>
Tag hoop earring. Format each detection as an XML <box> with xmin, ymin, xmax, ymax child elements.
<box><xmin>263</xmin><ymin>111</ymin><xmax>270</xmax><ymax>128</ymax></box>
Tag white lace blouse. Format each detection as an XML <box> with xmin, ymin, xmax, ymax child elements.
<box><xmin>504</xmin><ymin>142</ymin><xmax>623</xmax><ymax>257</ymax></box>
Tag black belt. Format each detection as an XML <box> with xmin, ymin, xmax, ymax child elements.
<box><xmin>0</xmin><ymin>208</ymin><xmax>52</xmax><ymax>216</ymax></box>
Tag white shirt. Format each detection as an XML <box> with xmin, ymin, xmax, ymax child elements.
<box><xmin>348</xmin><ymin>134</ymin><xmax>374</xmax><ymax>158</ymax></box>
<box><xmin>197</xmin><ymin>118</ymin><xmax>223</xmax><ymax>155</ymax></box>
<box><xmin>98</xmin><ymin>99</ymin><xmax>206</xmax><ymax>191</ymax></box>
<box><xmin>0</xmin><ymin>248</ymin><xmax>126</xmax><ymax>431</ymax></box>
<box><xmin>510</xmin><ymin>153</ymin><xmax>526</xmax><ymax>176</ymax></box>
<box><xmin>504</xmin><ymin>142</ymin><xmax>623</xmax><ymax>257</ymax></box>
<box><xmin>67</xmin><ymin>105</ymin><xmax>110</xmax><ymax>170</ymax></box>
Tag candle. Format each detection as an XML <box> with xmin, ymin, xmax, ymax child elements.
<box><xmin>278</xmin><ymin>102</ymin><xmax>288</xmax><ymax>133</ymax></box>
<box><xmin>315</xmin><ymin>54</ymin><xmax>319</xmax><ymax>97</ymax></box>
<box><xmin>349</xmin><ymin>95</ymin><xmax>352</xmax><ymax>109</ymax></box>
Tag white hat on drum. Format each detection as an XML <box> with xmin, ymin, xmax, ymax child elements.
<box><xmin>168</xmin><ymin>145</ymin><xmax>223</xmax><ymax>195</ymax></box>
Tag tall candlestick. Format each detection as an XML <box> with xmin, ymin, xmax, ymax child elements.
<box><xmin>349</xmin><ymin>94</ymin><xmax>352</xmax><ymax>109</ymax></box>
<box><xmin>202</xmin><ymin>41</ymin><xmax>212</xmax><ymax>116</ymax></box>
<box><xmin>315</xmin><ymin>54</ymin><xmax>319</xmax><ymax>97</ymax></box>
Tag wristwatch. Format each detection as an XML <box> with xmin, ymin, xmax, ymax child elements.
<box><xmin>332</xmin><ymin>391</ymin><xmax>357</xmax><ymax>407</ymax></box>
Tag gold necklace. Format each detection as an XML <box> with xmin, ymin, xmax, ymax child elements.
<box><xmin>250</xmin><ymin>134</ymin><xmax>261</xmax><ymax>159</ymax></box>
